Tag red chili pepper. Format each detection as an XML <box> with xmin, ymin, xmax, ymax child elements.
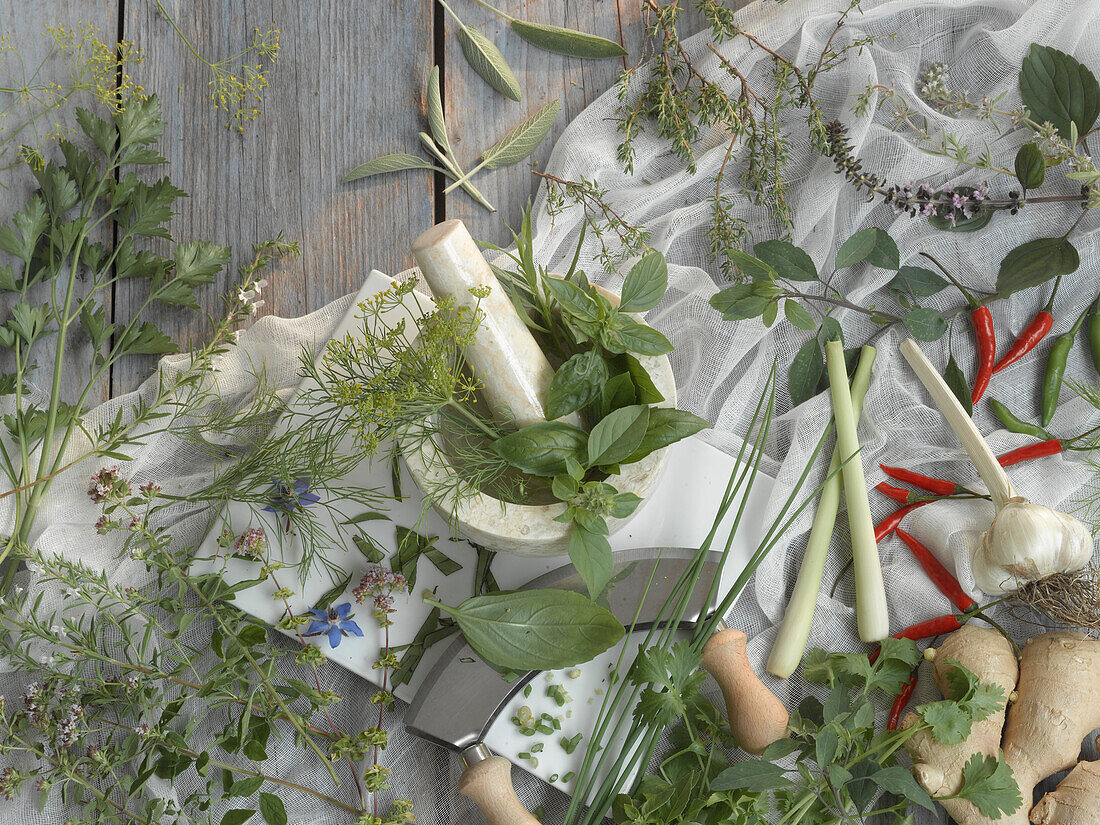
<box><xmin>879</xmin><ymin>465</ymin><xmax>957</xmax><ymax>496</ymax></box>
<box><xmin>895</xmin><ymin>528</ymin><xmax>977</xmax><ymax>613</ymax></box>
<box><xmin>868</xmin><ymin>613</ymin><xmax>964</xmax><ymax>664</ymax></box>
<box><xmin>993</xmin><ymin>311</ymin><xmax>1054</xmax><ymax>374</ymax></box>
<box><xmin>970</xmin><ymin>305</ymin><xmax>996</xmax><ymax>404</ymax></box>
<box><xmin>887</xmin><ymin>673</ymin><xmax>918</xmax><ymax>730</ymax></box>
<box><xmin>998</xmin><ymin>439</ymin><xmax>1063</xmax><ymax>467</ymax></box>
<box><xmin>875</xmin><ymin>481</ymin><xmax>912</xmax><ymax>504</ymax></box>
<box><xmin>874</xmin><ymin>500</ymin><xmax>932</xmax><ymax>543</ymax></box>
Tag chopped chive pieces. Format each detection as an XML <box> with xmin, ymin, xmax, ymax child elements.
<box><xmin>519</xmin><ymin>752</ymin><xmax>530</xmax><ymax>760</ymax></box>
<box><xmin>530</xmin><ymin>742</ymin><xmax>544</xmax><ymax>753</ymax></box>
<box><xmin>523</xmin><ymin>684</ymin><xmax>532</xmax><ymax>698</ymax></box>
<box><xmin>551</xmin><ymin>717</ymin><xmax>561</xmax><ymax>730</ymax></box>
<box><xmin>567</xmin><ymin>669</ymin><xmax>581</xmax><ymax>679</ymax></box>
<box><xmin>546</xmin><ymin>684</ymin><xmax>571</xmax><ymax>706</ymax></box>
<box><xmin>535</xmin><ymin>722</ymin><xmax>554</xmax><ymax>735</ymax></box>
<box><xmin>561</xmin><ymin>733</ymin><xmax>583</xmax><ymax>754</ymax></box>
<box><xmin>549</xmin><ymin>774</ymin><xmax>559</xmax><ymax>782</ymax></box>
<box><xmin>562</xmin><ymin>772</ymin><xmax>574</xmax><ymax>783</ymax></box>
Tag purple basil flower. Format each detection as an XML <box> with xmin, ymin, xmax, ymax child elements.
<box><xmin>304</xmin><ymin>602</ymin><xmax>363</xmax><ymax>648</ymax></box>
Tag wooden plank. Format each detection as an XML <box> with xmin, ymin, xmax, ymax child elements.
<box><xmin>0</xmin><ymin>3</ymin><xmax>119</xmax><ymax>405</ymax></box>
<box><xmin>113</xmin><ymin>0</ymin><xmax>434</xmax><ymax>395</ymax></box>
<box><xmin>443</xmin><ymin>0</ymin><xmax>713</xmax><ymax>249</ymax></box>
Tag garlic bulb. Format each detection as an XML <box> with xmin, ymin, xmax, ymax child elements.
<box><xmin>973</xmin><ymin>496</ymin><xmax>1093</xmax><ymax>594</ymax></box>
<box><xmin>899</xmin><ymin>340</ymin><xmax>1097</xmax><ymax>595</ymax></box>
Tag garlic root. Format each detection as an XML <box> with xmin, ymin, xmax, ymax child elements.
<box><xmin>902</xmin><ymin>625</ymin><xmax>1018</xmax><ymax>825</ymax></box>
<box><xmin>1030</xmin><ymin>760</ymin><xmax>1100</xmax><ymax>825</ymax></box>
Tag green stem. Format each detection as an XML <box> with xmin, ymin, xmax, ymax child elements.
<box><xmin>467</xmin><ymin>0</ymin><xmax>515</xmax><ymax>20</ymax></box>
<box><xmin>442</xmin><ymin>158</ymin><xmax>490</xmax><ymax>194</ymax></box>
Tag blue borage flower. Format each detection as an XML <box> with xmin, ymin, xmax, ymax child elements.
<box><xmin>262</xmin><ymin>477</ymin><xmax>320</xmax><ymax>532</ymax></box>
<box><xmin>304</xmin><ymin>602</ymin><xmax>363</xmax><ymax>648</ymax></box>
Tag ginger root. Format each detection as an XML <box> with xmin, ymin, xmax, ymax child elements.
<box><xmin>902</xmin><ymin>625</ymin><xmax>1018</xmax><ymax>825</ymax></box>
<box><xmin>1002</xmin><ymin>632</ymin><xmax>1100</xmax><ymax>825</ymax></box>
<box><xmin>1029</xmin><ymin>761</ymin><xmax>1100</xmax><ymax>825</ymax></box>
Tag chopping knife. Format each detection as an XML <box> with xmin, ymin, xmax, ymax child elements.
<box><xmin>404</xmin><ymin>547</ymin><xmax>788</xmax><ymax>825</ymax></box>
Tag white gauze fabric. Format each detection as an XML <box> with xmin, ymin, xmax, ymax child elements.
<box><xmin>2</xmin><ymin>1</ymin><xmax>1099</xmax><ymax>824</ymax></box>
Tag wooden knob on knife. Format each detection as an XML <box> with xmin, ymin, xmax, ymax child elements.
<box><xmin>701</xmin><ymin>625</ymin><xmax>789</xmax><ymax>754</ymax></box>
<box><xmin>457</xmin><ymin>746</ymin><xmax>539</xmax><ymax>825</ymax></box>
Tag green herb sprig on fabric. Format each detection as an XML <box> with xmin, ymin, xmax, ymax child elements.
<box><xmin>610</xmin><ymin>639</ymin><xmax>1021</xmax><ymax>825</ymax></box>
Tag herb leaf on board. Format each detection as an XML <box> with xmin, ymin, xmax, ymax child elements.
<box><xmin>509</xmin><ymin>20</ymin><xmax>625</xmax><ymax>59</ymax></box>
<box><xmin>457</xmin><ymin>24</ymin><xmax>521</xmax><ymax>101</ymax></box>
<box><xmin>482</xmin><ymin>99</ymin><xmax>561</xmax><ymax>169</ymax></box>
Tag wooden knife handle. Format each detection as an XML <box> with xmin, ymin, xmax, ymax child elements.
<box><xmin>458</xmin><ymin>752</ymin><xmax>539</xmax><ymax>825</ymax></box>
<box><xmin>701</xmin><ymin>626</ymin><xmax>789</xmax><ymax>754</ymax></box>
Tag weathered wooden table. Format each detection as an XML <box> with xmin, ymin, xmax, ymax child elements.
<box><xmin>0</xmin><ymin>0</ymin><xmax>720</xmax><ymax>400</ymax></box>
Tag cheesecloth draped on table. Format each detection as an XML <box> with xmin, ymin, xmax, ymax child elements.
<box><xmin>2</xmin><ymin>0</ymin><xmax>1099</xmax><ymax>823</ymax></box>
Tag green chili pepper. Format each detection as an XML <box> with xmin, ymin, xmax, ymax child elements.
<box><xmin>1089</xmin><ymin>294</ymin><xmax>1100</xmax><ymax>376</ymax></box>
<box><xmin>1041</xmin><ymin>304</ymin><xmax>1092</xmax><ymax>427</ymax></box>
<box><xmin>989</xmin><ymin>398</ymin><xmax>1053</xmax><ymax>440</ymax></box>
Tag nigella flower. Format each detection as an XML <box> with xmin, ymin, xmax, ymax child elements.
<box><xmin>304</xmin><ymin>602</ymin><xmax>363</xmax><ymax>648</ymax></box>
<box><xmin>262</xmin><ymin>477</ymin><xmax>320</xmax><ymax>532</ymax></box>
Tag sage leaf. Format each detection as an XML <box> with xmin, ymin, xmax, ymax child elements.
<box><xmin>902</xmin><ymin>307</ymin><xmax>947</xmax><ymax>342</ymax></box>
<box><xmin>602</xmin><ymin>314</ymin><xmax>673</xmax><ymax>356</ymax></box>
<box><xmin>889</xmin><ymin>266</ymin><xmax>947</xmax><ymax>298</ymax></box>
<box><xmin>784</xmin><ymin>300</ymin><xmax>816</xmax><ymax>331</ymax></box>
<box><xmin>1020</xmin><ymin>44</ymin><xmax>1100</xmax><ymax>140</ymax></box>
<box><xmin>625</xmin><ymin>408</ymin><xmax>710</xmax><ymax>464</ymax></box>
<box><xmin>482</xmin><ymin>99</ymin><xmax>561</xmax><ymax>169</ymax></box>
<box><xmin>493</xmin><ymin>422</ymin><xmax>588</xmax><ymax>477</ymax></box>
<box><xmin>927</xmin><ymin>186</ymin><xmax>995</xmax><ymax>233</ymax></box>
<box><xmin>259</xmin><ymin>792</ymin><xmax>287</xmax><ymax>825</ymax></box>
<box><xmin>458</xmin><ymin>25</ymin><xmax>521</xmax><ymax>101</ymax></box>
<box><xmin>618</xmin><ymin>251</ymin><xmax>668</xmax><ymax>313</ymax></box>
<box><xmin>1014</xmin><ymin>143</ymin><xmax>1045</xmax><ymax>190</ymax></box>
<box><xmin>945</xmin><ymin>354</ymin><xmax>973</xmax><ymax>416</ymax></box>
<box><xmin>568</xmin><ymin>525</ymin><xmax>613</xmax><ymax>599</ymax></box>
<box><xmin>510</xmin><ymin>19</ymin><xmax>625</xmax><ymax>59</ymax></box>
<box><xmin>343</xmin><ymin>154</ymin><xmax>443</xmax><ymax>182</ymax></box>
<box><xmin>789</xmin><ymin>338</ymin><xmax>824</xmax><ymax>407</ymax></box>
<box><xmin>588</xmin><ymin>404</ymin><xmax>650</xmax><ymax>467</ymax></box>
<box><xmin>754</xmin><ymin>239</ymin><xmax>817</xmax><ymax>282</ymax></box>
<box><xmin>429</xmin><ymin>589</ymin><xmax>625</xmax><ymax>670</ymax></box>
<box><xmin>836</xmin><ymin>228</ymin><xmax>898</xmax><ymax>270</ymax></box>
<box><xmin>996</xmin><ymin>236</ymin><xmax>1079</xmax><ymax>296</ymax></box>
<box><xmin>426</xmin><ymin>65</ymin><xmax>451</xmax><ymax>155</ymax></box>
<box><xmin>625</xmin><ymin>354</ymin><xmax>664</xmax><ymax>404</ymax></box>
<box><xmin>547</xmin><ymin>350</ymin><xmax>608</xmax><ymax>419</ymax></box>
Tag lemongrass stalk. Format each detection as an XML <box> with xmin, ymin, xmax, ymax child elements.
<box><xmin>899</xmin><ymin>338</ymin><xmax>1015</xmax><ymax>509</ymax></box>
<box><xmin>767</xmin><ymin>345</ymin><xmax>877</xmax><ymax>678</ymax></box>
<box><xmin>825</xmin><ymin>340</ymin><xmax>889</xmax><ymax>643</ymax></box>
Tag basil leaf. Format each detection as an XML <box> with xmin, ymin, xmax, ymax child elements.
<box><xmin>602</xmin><ymin>314</ymin><xmax>673</xmax><ymax>356</ymax></box>
<box><xmin>588</xmin><ymin>404</ymin><xmax>650</xmax><ymax>467</ymax></box>
<box><xmin>710</xmin><ymin>284</ymin><xmax>771</xmax><ymax>320</ymax></box>
<box><xmin>927</xmin><ymin>186</ymin><xmax>995</xmax><ymax>232</ymax></box>
<box><xmin>547</xmin><ymin>350</ymin><xmax>608</xmax><ymax>419</ymax></box>
<box><xmin>871</xmin><ymin>767</ymin><xmax>936</xmax><ymax>813</ymax></box>
<box><xmin>457</xmin><ymin>25</ymin><xmax>521</xmax><ymax>101</ymax></box>
<box><xmin>493</xmin><ymin>422</ymin><xmax>588</xmax><ymax>477</ymax></box>
<box><xmin>784</xmin><ymin>300</ymin><xmax>816</xmax><ymax>330</ymax></box>
<box><xmin>259</xmin><ymin>792</ymin><xmax>287</xmax><ymax>825</ymax></box>
<box><xmin>725</xmin><ymin>250</ymin><xmax>777</xmax><ymax>281</ymax></box>
<box><xmin>426</xmin><ymin>66</ymin><xmax>451</xmax><ymax>155</ymax></box>
<box><xmin>836</xmin><ymin>228</ymin><xmax>898</xmax><ymax>270</ymax></box>
<box><xmin>996</xmin><ymin>237</ymin><xmax>1080</xmax><ymax>296</ymax></box>
<box><xmin>625</xmin><ymin>354</ymin><xmax>664</xmax><ymax>404</ymax></box>
<box><xmin>889</xmin><ymin>266</ymin><xmax>947</xmax><ymax>298</ymax></box>
<box><xmin>509</xmin><ymin>20</ymin><xmax>626</xmax><ymax>59</ymax></box>
<box><xmin>945</xmin><ymin>354</ymin><xmax>973</xmax><ymax>416</ymax></box>
<box><xmin>618</xmin><ymin>251</ymin><xmax>668</xmax><ymax>313</ymax></box>
<box><xmin>608</xmin><ymin>492</ymin><xmax>642</xmax><ymax>519</ymax></box>
<box><xmin>1014</xmin><ymin>142</ymin><xmax>1045</xmax><ymax>190</ymax></box>
<box><xmin>754</xmin><ymin>239</ymin><xmax>817</xmax><ymax>282</ymax></box>
<box><xmin>545</xmin><ymin>276</ymin><xmax>598</xmax><ymax>320</ymax></box>
<box><xmin>482</xmin><ymin>99</ymin><xmax>561</xmax><ymax>169</ymax></box>
<box><xmin>711</xmin><ymin>760</ymin><xmax>792</xmax><ymax>792</ymax></box>
<box><xmin>902</xmin><ymin>307</ymin><xmax>947</xmax><ymax>342</ymax></box>
<box><xmin>568</xmin><ymin>525</ymin><xmax>613</xmax><ymax>598</ymax></box>
<box><xmin>431</xmin><ymin>589</ymin><xmax>625</xmax><ymax>670</ymax></box>
<box><xmin>343</xmin><ymin>154</ymin><xmax>443</xmax><ymax>182</ymax></box>
<box><xmin>625</xmin><ymin>408</ymin><xmax>709</xmax><ymax>463</ymax></box>
<box><xmin>600</xmin><ymin>372</ymin><xmax>637</xmax><ymax>416</ymax></box>
<box><xmin>1020</xmin><ymin>44</ymin><xmax>1100</xmax><ymax>140</ymax></box>
<box><xmin>789</xmin><ymin>338</ymin><xmax>824</xmax><ymax>408</ymax></box>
